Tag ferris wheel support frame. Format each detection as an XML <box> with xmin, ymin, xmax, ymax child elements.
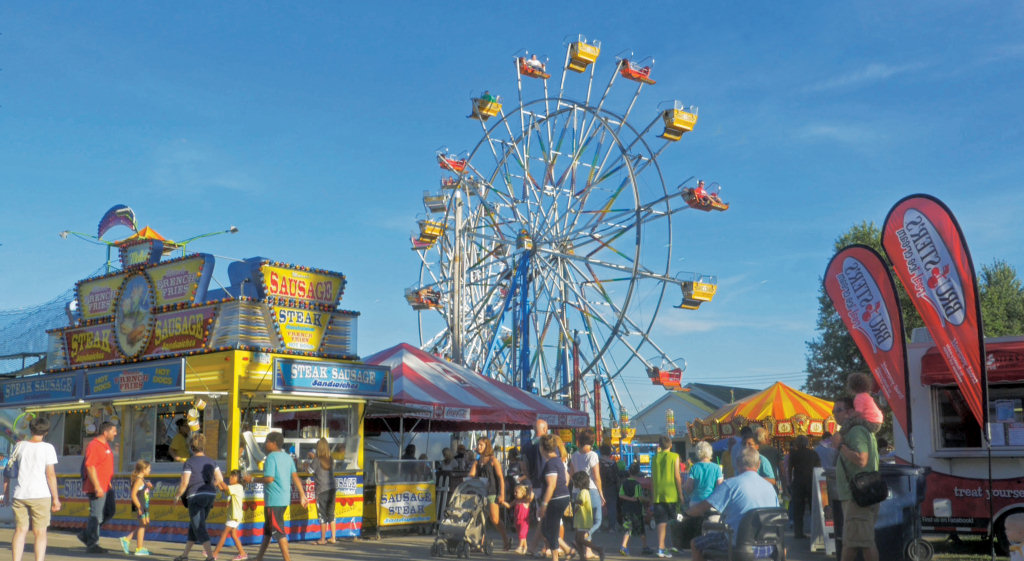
<box><xmin>413</xmin><ymin>41</ymin><xmax>722</xmax><ymax>418</ymax></box>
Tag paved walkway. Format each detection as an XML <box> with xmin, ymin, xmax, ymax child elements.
<box><xmin>0</xmin><ymin>526</ymin><xmax>834</xmax><ymax>561</ymax></box>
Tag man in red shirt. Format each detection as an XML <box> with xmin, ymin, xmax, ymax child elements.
<box><xmin>77</xmin><ymin>422</ymin><xmax>118</xmax><ymax>553</ymax></box>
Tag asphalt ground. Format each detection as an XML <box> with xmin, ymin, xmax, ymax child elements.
<box><xmin>0</xmin><ymin>525</ymin><xmax>838</xmax><ymax>561</ymax></box>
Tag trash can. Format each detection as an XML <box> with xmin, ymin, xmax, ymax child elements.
<box><xmin>875</xmin><ymin>464</ymin><xmax>932</xmax><ymax>561</ymax></box>
<box><xmin>826</xmin><ymin>464</ymin><xmax>932</xmax><ymax>561</ymax></box>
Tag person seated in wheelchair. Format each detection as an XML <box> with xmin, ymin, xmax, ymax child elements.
<box><xmin>683</xmin><ymin>447</ymin><xmax>780</xmax><ymax>561</ymax></box>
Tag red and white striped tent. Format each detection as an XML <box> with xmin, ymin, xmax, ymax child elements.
<box><xmin>363</xmin><ymin>343</ymin><xmax>588</xmax><ymax>430</ymax></box>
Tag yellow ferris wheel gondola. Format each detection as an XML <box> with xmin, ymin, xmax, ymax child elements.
<box><xmin>566</xmin><ymin>35</ymin><xmax>601</xmax><ymax>73</ymax></box>
<box><xmin>469</xmin><ymin>91</ymin><xmax>502</xmax><ymax>121</ymax></box>
<box><xmin>658</xmin><ymin>101</ymin><xmax>698</xmax><ymax>141</ymax></box>
<box><xmin>416</xmin><ymin>218</ymin><xmax>444</xmax><ymax>246</ymax></box>
<box><xmin>675</xmin><ymin>273</ymin><xmax>717</xmax><ymax>310</ymax></box>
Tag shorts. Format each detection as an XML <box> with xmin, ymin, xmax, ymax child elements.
<box><xmin>652</xmin><ymin>502</ymin><xmax>677</xmax><ymax>524</ymax></box>
<box><xmin>13</xmin><ymin>497</ymin><xmax>51</xmax><ymax>529</ymax></box>
<box><xmin>842</xmin><ymin>500</ymin><xmax>880</xmax><ymax>549</ymax></box>
<box><xmin>316</xmin><ymin>490</ymin><xmax>336</xmax><ymax>523</ymax></box>
<box><xmin>137</xmin><ymin>511</ymin><xmax>150</xmax><ymax>524</ymax></box>
<box><xmin>692</xmin><ymin>530</ymin><xmax>729</xmax><ymax>553</ymax></box>
<box><xmin>264</xmin><ymin>506</ymin><xmax>288</xmax><ymax>541</ymax></box>
<box><xmin>225</xmin><ymin>519</ymin><xmax>240</xmax><ymax>529</ymax></box>
<box><xmin>621</xmin><ymin>510</ymin><xmax>646</xmax><ymax>537</ymax></box>
<box><xmin>486</xmin><ymin>494</ymin><xmax>498</xmax><ymax>505</ymax></box>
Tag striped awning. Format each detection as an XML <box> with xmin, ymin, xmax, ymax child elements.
<box><xmin>706</xmin><ymin>381</ymin><xmax>834</xmax><ymax>423</ymax></box>
<box><xmin>362</xmin><ymin>343</ymin><xmax>588</xmax><ymax>429</ymax></box>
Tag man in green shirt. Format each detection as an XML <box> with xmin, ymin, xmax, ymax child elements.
<box><xmin>834</xmin><ymin>397</ymin><xmax>880</xmax><ymax>561</ymax></box>
<box><xmin>651</xmin><ymin>435</ymin><xmax>682</xmax><ymax>559</ymax></box>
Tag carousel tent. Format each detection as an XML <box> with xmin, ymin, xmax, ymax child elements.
<box><xmin>362</xmin><ymin>343</ymin><xmax>588</xmax><ymax>431</ymax></box>
<box><xmin>688</xmin><ymin>381</ymin><xmax>836</xmax><ymax>441</ymax></box>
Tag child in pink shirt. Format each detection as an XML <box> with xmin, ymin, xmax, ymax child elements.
<box><xmin>847</xmin><ymin>372</ymin><xmax>883</xmax><ymax>433</ymax></box>
<box><xmin>512</xmin><ymin>484</ymin><xmax>531</xmax><ymax>554</ymax></box>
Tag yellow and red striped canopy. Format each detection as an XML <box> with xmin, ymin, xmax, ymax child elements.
<box><xmin>705</xmin><ymin>382</ymin><xmax>833</xmax><ymax>423</ymax></box>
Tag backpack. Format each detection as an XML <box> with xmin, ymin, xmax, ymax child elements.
<box><xmin>619</xmin><ymin>478</ymin><xmax>641</xmax><ymax>500</ymax></box>
<box><xmin>599</xmin><ymin>456</ymin><xmax>619</xmax><ymax>491</ymax></box>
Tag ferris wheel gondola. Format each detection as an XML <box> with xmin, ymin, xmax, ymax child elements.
<box><xmin>408</xmin><ymin>37</ymin><xmax>728</xmax><ymax>420</ymax></box>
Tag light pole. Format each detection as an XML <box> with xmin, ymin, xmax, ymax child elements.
<box><xmin>58</xmin><ymin>230</ymin><xmax>118</xmax><ymax>273</ymax></box>
<box><xmin>60</xmin><ymin>226</ymin><xmax>240</xmax><ymax>270</ymax></box>
<box><xmin>175</xmin><ymin>226</ymin><xmax>239</xmax><ymax>256</ymax></box>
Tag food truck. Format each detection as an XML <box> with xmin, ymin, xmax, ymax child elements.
<box><xmin>1</xmin><ymin>233</ymin><xmax>390</xmax><ymax>543</ymax></box>
<box><xmin>894</xmin><ymin>328</ymin><xmax>1024</xmax><ymax>553</ymax></box>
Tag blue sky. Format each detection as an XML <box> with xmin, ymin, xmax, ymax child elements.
<box><xmin>2</xmin><ymin>2</ymin><xmax>1023</xmax><ymax>414</ymax></box>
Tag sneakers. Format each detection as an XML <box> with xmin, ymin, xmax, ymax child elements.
<box><xmin>173</xmin><ymin>555</ymin><xmax>189</xmax><ymax>561</ymax></box>
<box><xmin>86</xmin><ymin>545</ymin><xmax>107</xmax><ymax>554</ymax></box>
<box><xmin>618</xmin><ymin>548</ymin><xmax>628</xmax><ymax>556</ymax></box>
<box><xmin>135</xmin><ymin>550</ymin><xmax>151</xmax><ymax>557</ymax></box>
<box><xmin>232</xmin><ymin>555</ymin><xmax>248</xmax><ymax>561</ymax></box>
<box><xmin>655</xmin><ymin>550</ymin><xmax>672</xmax><ymax>559</ymax></box>
<box><xmin>121</xmin><ymin>537</ymin><xmax>131</xmax><ymax>554</ymax></box>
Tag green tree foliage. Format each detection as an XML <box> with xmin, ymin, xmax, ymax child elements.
<box><xmin>979</xmin><ymin>259</ymin><xmax>1024</xmax><ymax>337</ymax></box>
<box><xmin>803</xmin><ymin>222</ymin><xmax>923</xmax><ymax>401</ymax></box>
<box><xmin>805</xmin><ymin>226</ymin><xmax>1024</xmax><ymax>400</ymax></box>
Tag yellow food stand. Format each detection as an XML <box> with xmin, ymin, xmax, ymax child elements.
<box><xmin>5</xmin><ymin>233</ymin><xmax>390</xmax><ymax>543</ymax></box>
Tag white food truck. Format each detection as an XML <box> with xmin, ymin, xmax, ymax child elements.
<box><xmin>894</xmin><ymin>328</ymin><xmax>1024</xmax><ymax>553</ymax></box>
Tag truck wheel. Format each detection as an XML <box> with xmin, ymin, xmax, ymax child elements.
<box><xmin>905</xmin><ymin>538</ymin><xmax>933</xmax><ymax>561</ymax></box>
<box><xmin>994</xmin><ymin>508</ymin><xmax>1024</xmax><ymax>556</ymax></box>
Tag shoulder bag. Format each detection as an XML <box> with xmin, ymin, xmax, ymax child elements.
<box><xmin>849</xmin><ymin>470</ymin><xmax>888</xmax><ymax>506</ymax></box>
<box><xmin>3</xmin><ymin>442</ymin><xmax>22</xmax><ymax>481</ymax></box>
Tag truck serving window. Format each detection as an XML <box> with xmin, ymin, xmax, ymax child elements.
<box><xmin>935</xmin><ymin>384</ymin><xmax>1024</xmax><ymax>448</ymax></box>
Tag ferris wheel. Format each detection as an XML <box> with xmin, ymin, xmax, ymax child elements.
<box><xmin>406</xmin><ymin>36</ymin><xmax>728</xmax><ymax>419</ymax></box>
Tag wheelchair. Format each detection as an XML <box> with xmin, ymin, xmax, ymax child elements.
<box><xmin>698</xmin><ymin>506</ymin><xmax>787</xmax><ymax>561</ymax></box>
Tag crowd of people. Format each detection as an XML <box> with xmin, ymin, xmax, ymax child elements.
<box><xmin>0</xmin><ymin>422</ymin><xmax>318</xmax><ymax>561</ymax></box>
<box><xmin>1</xmin><ymin>373</ymin><xmax>883</xmax><ymax>561</ymax></box>
<box><xmin>433</xmin><ymin>372</ymin><xmax>884</xmax><ymax>561</ymax></box>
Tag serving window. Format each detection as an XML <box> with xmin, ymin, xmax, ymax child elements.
<box><xmin>268</xmin><ymin>402</ymin><xmax>361</xmax><ymax>471</ymax></box>
<box><xmin>120</xmin><ymin>396</ymin><xmax>230</xmax><ymax>468</ymax></box>
<box><xmin>934</xmin><ymin>383</ymin><xmax>1024</xmax><ymax>449</ymax></box>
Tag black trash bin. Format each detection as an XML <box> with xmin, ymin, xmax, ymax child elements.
<box><xmin>827</xmin><ymin>464</ymin><xmax>932</xmax><ymax>561</ymax></box>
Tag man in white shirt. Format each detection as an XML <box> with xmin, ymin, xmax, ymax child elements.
<box><xmin>4</xmin><ymin>416</ymin><xmax>61</xmax><ymax>561</ymax></box>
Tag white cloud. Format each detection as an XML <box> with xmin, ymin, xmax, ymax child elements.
<box><xmin>151</xmin><ymin>139</ymin><xmax>258</xmax><ymax>193</ymax></box>
<box><xmin>654</xmin><ymin>312</ymin><xmax>807</xmax><ymax>335</ymax></box>
<box><xmin>982</xmin><ymin>43</ymin><xmax>1024</xmax><ymax>63</ymax></box>
<box><xmin>794</xmin><ymin>123</ymin><xmax>880</xmax><ymax>145</ymax></box>
<box><xmin>804</xmin><ymin>62</ymin><xmax>928</xmax><ymax>93</ymax></box>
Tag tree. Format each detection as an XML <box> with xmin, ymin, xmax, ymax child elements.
<box><xmin>979</xmin><ymin>259</ymin><xmax>1024</xmax><ymax>337</ymax></box>
<box><xmin>805</xmin><ymin>227</ymin><xmax>1024</xmax><ymax>400</ymax></box>
<box><xmin>803</xmin><ymin>221</ymin><xmax>923</xmax><ymax>400</ymax></box>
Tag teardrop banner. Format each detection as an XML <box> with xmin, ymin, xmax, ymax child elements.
<box><xmin>881</xmin><ymin>194</ymin><xmax>987</xmax><ymax>430</ymax></box>
<box><xmin>823</xmin><ymin>244</ymin><xmax>911</xmax><ymax>438</ymax></box>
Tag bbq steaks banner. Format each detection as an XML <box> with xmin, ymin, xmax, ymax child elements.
<box><xmin>882</xmin><ymin>194</ymin><xmax>986</xmax><ymax>428</ymax></box>
<box><xmin>823</xmin><ymin>244</ymin><xmax>910</xmax><ymax>437</ymax></box>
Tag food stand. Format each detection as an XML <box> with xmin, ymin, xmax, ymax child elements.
<box><xmin>373</xmin><ymin>459</ymin><xmax>436</xmax><ymax>538</ymax></box>
<box><xmin>2</xmin><ymin>233</ymin><xmax>390</xmax><ymax>543</ymax></box>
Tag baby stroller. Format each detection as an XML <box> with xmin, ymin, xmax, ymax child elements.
<box><xmin>431</xmin><ymin>477</ymin><xmax>493</xmax><ymax>558</ymax></box>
